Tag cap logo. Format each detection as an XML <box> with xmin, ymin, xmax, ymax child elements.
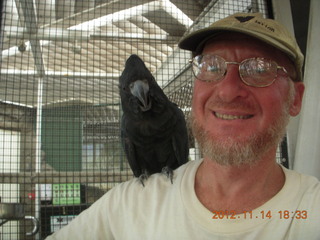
<box><xmin>235</xmin><ymin>16</ymin><xmax>254</xmax><ymax>23</ymax></box>
<box><xmin>254</xmin><ymin>20</ymin><xmax>275</xmax><ymax>32</ymax></box>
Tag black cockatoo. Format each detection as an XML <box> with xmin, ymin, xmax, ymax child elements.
<box><xmin>119</xmin><ymin>54</ymin><xmax>189</xmax><ymax>186</ymax></box>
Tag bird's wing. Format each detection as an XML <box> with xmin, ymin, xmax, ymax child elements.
<box><xmin>171</xmin><ymin>106</ymin><xmax>189</xmax><ymax>166</ymax></box>
<box><xmin>121</xmin><ymin>115</ymin><xmax>142</xmax><ymax>177</ymax></box>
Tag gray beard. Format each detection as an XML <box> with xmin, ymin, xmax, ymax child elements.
<box><xmin>190</xmin><ymin>85</ymin><xmax>294</xmax><ymax>167</ymax></box>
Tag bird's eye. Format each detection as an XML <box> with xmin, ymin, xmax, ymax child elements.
<box><xmin>119</xmin><ymin>84</ymin><xmax>126</xmax><ymax>91</ymax></box>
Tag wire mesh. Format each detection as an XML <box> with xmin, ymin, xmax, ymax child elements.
<box><xmin>0</xmin><ymin>0</ymin><xmax>277</xmax><ymax>239</ymax></box>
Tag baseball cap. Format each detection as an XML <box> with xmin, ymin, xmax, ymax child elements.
<box><xmin>178</xmin><ymin>12</ymin><xmax>304</xmax><ymax>81</ymax></box>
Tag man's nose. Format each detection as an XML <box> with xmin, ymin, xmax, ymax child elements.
<box><xmin>215</xmin><ymin>65</ymin><xmax>249</xmax><ymax>102</ymax></box>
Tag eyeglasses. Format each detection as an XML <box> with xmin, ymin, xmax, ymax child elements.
<box><xmin>191</xmin><ymin>54</ymin><xmax>289</xmax><ymax>87</ymax></box>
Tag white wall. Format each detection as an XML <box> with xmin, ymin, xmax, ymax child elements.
<box><xmin>294</xmin><ymin>0</ymin><xmax>320</xmax><ymax>179</ymax></box>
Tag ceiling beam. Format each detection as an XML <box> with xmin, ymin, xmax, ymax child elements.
<box><xmin>0</xmin><ymin>69</ymin><xmax>119</xmax><ymax>79</ymax></box>
<box><xmin>5</xmin><ymin>26</ymin><xmax>179</xmax><ymax>42</ymax></box>
<box><xmin>69</xmin><ymin>1</ymin><xmax>161</xmax><ymax>31</ymax></box>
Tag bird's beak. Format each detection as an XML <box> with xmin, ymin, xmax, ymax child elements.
<box><xmin>130</xmin><ymin>80</ymin><xmax>152</xmax><ymax>111</ymax></box>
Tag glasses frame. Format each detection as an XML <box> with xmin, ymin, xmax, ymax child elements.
<box><xmin>190</xmin><ymin>54</ymin><xmax>289</xmax><ymax>88</ymax></box>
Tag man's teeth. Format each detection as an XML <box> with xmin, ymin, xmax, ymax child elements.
<box><xmin>215</xmin><ymin>112</ymin><xmax>251</xmax><ymax>120</ymax></box>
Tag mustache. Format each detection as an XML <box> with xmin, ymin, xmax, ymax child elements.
<box><xmin>206</xmin><ymin>97</ymin><xmax>257</xmax><ymax>112</ymax></box>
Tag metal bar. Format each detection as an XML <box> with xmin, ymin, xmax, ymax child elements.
<box><xmin>16</xmin><ymin>0</ymin><xmax>45</xmax><ymax>77</ymax></box>
<box><xmin>14</xmin><ymin>3</ymin><xmax>46</xmax><ymax>237</ymax></box>
<box><xmin>6</xmin><ymin>27</ymin><xmax>90</xmax><ymax>41</ymax></box>
<box><xmin>0</xmin><ymin>171</ymin><xmax>133</xmax><ymax>184</ymax></box>
<box><xmin>0</xmin><ymin>69</ymin><xmax>119</xmax><ymax>79</ymax></box>
<box><xmin>91</xmin><ymin>32</ymin><xmax>180</xmax><ymax>42</ymax></box>
<box><xmin>34</xmin><ymin>75</ymin><xmax>43</xmax><ymax>239</ymax></box>
<box><xmin>5</xmin><ymin>27</ymin><xmax>178</xmax><ymax>42</ymax></box>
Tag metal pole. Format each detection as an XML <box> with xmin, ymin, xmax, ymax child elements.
<box><xmin>34</xmin><ymin>75</ymin><xmax>44</xmax><ymax>240</ymax></box>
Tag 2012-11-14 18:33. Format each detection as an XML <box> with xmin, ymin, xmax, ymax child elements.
<box><xmin>211</xmin><ymin>210</ymin><xmax>308</xmax><ymax>220</ymax></box>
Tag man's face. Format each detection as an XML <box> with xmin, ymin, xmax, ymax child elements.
<box><xmin>191</xmin><ymin>33</ymin><xmax>304</xmax><ymax>166</ymax></box>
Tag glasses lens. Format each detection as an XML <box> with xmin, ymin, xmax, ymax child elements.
<box><xmin>240</xmin><ymin>58</ymin><xmax>278</xmax><ymax>87</ymax></box>
<box><xmin>193</xmin><ymin>55</ymin><xmax>226</xmax><ymax>82</ymax></box>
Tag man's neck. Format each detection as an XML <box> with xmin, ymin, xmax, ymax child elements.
<box><xmin>194</xmin><ymin>152</ymin><xmax>285</xmax><ymax>214</ymax></box>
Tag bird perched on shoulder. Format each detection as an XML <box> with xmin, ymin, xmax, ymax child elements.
<box><xmin>119</xmin><ymin>54</ymin><xmax>189</xmax><ymax>186</ymax></box>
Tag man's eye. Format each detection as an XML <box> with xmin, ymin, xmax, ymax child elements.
<box><xmin>255</xmin><ymin>67</ymin><xmax>267</xmax><ymax>73</ymax></box>
<box><xmin>207</xmin><ymin>65</ymin><xmax>220</xmax><ymax>73</ymax></box>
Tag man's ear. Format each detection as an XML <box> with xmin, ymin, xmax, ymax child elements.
<box><xmin>289</xmin><ymin>82</ymin><xmax>305</xmax><ymax>116</ymax></box>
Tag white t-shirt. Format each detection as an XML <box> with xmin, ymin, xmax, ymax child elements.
<box><xmin>46</xmin><ymin>160</ymin><xmax>320</xmax><ymax>239</ymax></box>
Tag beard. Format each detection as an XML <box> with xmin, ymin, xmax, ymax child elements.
<box><xmin>190</xmin><ymin>83</ymin><xmax>295</xmax><ymax>167</ymax></box>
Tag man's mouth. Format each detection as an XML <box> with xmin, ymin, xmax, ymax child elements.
<box><xmin>214</xmin><ymin>112</ymin><xmax>253</xmax><ymax>120</ymax></box>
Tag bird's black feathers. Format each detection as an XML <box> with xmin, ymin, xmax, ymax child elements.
<box><xmin>119</xmin><ymin>54</ymin><xmax>189</xmax><ymax>185</ymax></box>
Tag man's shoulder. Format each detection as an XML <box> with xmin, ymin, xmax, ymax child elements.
<box><xmin>282</xmin><ymin>166</ymin><xmax>320</xmax><ymax>203</ymax></box>
<box><xmin>105</xmin><ymin>160</ymin><xmax>199</xmax><ymax>200</ymax></box>
<box><xmin>283</xmin><ymin>166</ymin><xmax>320</xmax><ymax>188</ymax></box>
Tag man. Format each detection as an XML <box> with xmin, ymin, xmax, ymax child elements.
<box><xmin>46</xmin><ymin>12</ymin><xmax>320</xmax><ymax>239</ymax></box>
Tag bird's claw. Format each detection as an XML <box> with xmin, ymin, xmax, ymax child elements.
<box><xmin>138</xmin><ymin>172</ymin><xmax>149</xmax><ymax>187</ymax></box>
<box><xmin>161</xmin><ymin>166</ymin><xmax>173</xmax><ymax>184</ymax></box>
